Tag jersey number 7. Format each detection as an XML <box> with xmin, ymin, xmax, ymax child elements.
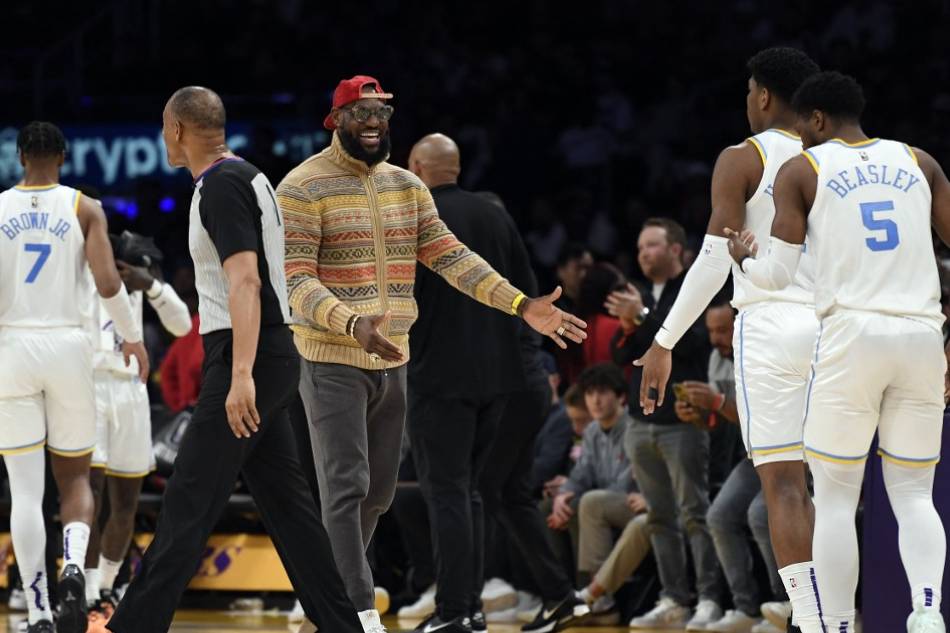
<box><xmin>860</xmin><ymin>200</ymin><xmax>900</xmax><ymax>252</ymax></box>
<box><xmin>23</xmin><ymin>243</ymin><xmax>51</xmax><ymax>283</ymax></box>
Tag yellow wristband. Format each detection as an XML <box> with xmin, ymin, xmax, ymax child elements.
<box><xmin>511</xmin><ymin>293</ymin><xmax>527</xmax><ymax>316</ymax></box>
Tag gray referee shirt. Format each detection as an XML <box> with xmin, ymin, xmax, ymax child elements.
<box><xmin>188</xmin><ymin>157</ymin><xmax>290</xmax><ymax>335</ymax></box>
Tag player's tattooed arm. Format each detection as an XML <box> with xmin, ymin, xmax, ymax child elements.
<box><xmin>912</xmin><ymin>147</ymin><xmax>950</xmax><ymax>247</ymax></box>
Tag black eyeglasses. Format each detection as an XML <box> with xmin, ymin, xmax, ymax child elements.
<box><xmin>345</xmin><ymin>104</ymin><xmax>394</xmax><ymax>123</ymax></box>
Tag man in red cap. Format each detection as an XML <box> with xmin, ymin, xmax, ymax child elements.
<box><xmin>278</xmin><ymin>76</ymin><xmax>588</xmax><ymax>633</ymax></box>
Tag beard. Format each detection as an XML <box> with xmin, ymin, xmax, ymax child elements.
<box><xmin>337</xmin><ymin>128</ymin><xmax>391</xmax><ymax>167</ymax></box>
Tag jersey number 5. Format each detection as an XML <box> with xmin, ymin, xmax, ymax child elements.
<box><xmin>23</xmin><ymin>243</ymin><xmax>51</xmax><ymax>283</ymax></box>
<box><xmin>860</xmin><ymin>200</ymin><xmax>900</xmax><ymax>252</ymax></box>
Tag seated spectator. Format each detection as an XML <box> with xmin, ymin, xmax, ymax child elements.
<box><xmin>682</xmin><ymin>299</ymin><xmax>788</xmax><ymax>633</ymax></box>
<box><xmin>543</xmin><ymin>364</ymin><xmax>635</xmax><ymax>580</ymax></box>
<box><xmin>576</xmin><ymin>262</ymin><xmax>624</xmax><ymax>368</ymax></box>
<box><xmin>532</xmin><ymin>383</ymin><xmax>591</xmax><ymax>498</ymax></box>
<box><xmin>159</xmin><ymin>313</ymin><xmax>203</xmax><ymax>412</ymax></box>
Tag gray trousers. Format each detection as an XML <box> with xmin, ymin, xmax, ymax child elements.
<box><xmin>299</xmin><ymin>360</ymin><xmax>407</xmax><ymax>611</ymax></box>
<box><xmin>626</xmin><ymin>420</ymin><xmax>721</xmax><ymax>605</ymax></box>
<box><xmin>708</xmin><ymin>459</ymin><xmax>787</xmax><ymax>614</ymax></box>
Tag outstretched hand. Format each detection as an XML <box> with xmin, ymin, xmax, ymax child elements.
<box><xmin>521</xmin><ymin>286</ymin><xmax>588</xmax><ymax>349</ymax></box>
<box><xmin>354</xmin><ymin>312</ymin><xmax>404</xmax><ymax>363</ymax></box>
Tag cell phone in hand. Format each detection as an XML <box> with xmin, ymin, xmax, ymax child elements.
<box><xmin>672</xmin><ymin>382</ymin><xmax>689</xmax><ymax>401</ymax></box>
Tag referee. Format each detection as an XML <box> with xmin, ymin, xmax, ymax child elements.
<box><xmin>107</xmin><ymin>87</ymin><xmax>361</xmax><ymax>633</ymax></box>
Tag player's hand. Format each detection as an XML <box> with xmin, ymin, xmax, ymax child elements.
<box><xmin>674</xmin><ymin>399</ymin><xmax>701</xmax><ymax>424</ymax></box>
<box><xmin>683</xmin><ymin>381</ymin><xmax>718</xmax><ymax>409</ymax></box>
<box><xmin>724</xmin><ymin>227</ymin><xmax>759</xmax><ymax>266</ymax></box>
<box><xmin>353</xmin><ymin>312</ymin><xmax>404</xmax><ymax>363</ymax></box>
<box><xmin>121</xmin><ymin>340</ymin><xmax>150</xmax><ymax>383</ymax></box>
<box><xmin>226</xmin><ymin>373</ymin><xmax>260</xmax><ymax>439</ymax></box>
<box><xmin>116</xmin><ymin>260</ymin><xmax>155</xmax><ymax>292</ymax></box>
<box><xmin>626</xmin><ymin>492</ymin><xmax>648</xmax><ymax>513</ymax></box>
<box><xmin>605</xmin><ymin>283</ymin><xmax>644</xmax><ymax>330</ymax></box>
<box><xmin>522</xmin><ymin>286</ymin><xmax>588</xmax><ymax>349</ymax></box>
<box><xmin>634</xmin><ymin>340</ymin><xmax>672</xmax><ymax>414</ymax></box>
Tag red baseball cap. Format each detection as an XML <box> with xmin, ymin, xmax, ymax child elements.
<box><xmin>324</xmin><ymin>75</ymin><xmax>394</xmax><ymax>130</ymax></box>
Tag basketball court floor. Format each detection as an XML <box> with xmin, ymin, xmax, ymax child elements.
<box><xmin>1</xmin><ymin>609</ymin><xmax>676</xmax><ymax>632</ymax></box>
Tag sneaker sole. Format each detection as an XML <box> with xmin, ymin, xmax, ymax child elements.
<box><xmin>56</xmin><ymin>574</ymin><xmax>87</xmax><ymax>633</ymax></box>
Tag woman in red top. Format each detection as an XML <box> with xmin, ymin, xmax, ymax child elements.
<box><xmin>576</xmin><ymin>263</ymin><xmax>625</xmax><ymax>367</ymax></box>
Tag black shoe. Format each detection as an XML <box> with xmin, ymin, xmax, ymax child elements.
<box><xmin>27</xmin><ymin>620</ymin><xmax>54</xmax><ymax>633</ymax></box>
<box><xmin>413</xmin><ymin>612</ymin><xmax>473</xmax><ymax>632</ymax></box>
<box><xmin>470</xmin><ymin>611</ymin><xmax>487</xmax><ymax>632</ymax></box>
<box><xmin>521</xmin><ymin>591</ymin><xmax>590</xmax><ymax>632</ymax></box>
<box><xmin>56</xmin><ymin>565</ymin><xmax>88</xmax><ymax>633</ymax></box>
<box><xmin>787</xmin><ymin>615</ymin><xmax>802</xmax><ymax>633</ymax></box>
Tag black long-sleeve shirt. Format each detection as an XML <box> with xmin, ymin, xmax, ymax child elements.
<box><xmin>409</xmin><ymin>184</ymin><xmax>535</xmax><ymax>398</ymax></box>
<box><xmin>612</xmin><ymin>271</ymin><xmax>710</xmax><ymax>425</ymax></box>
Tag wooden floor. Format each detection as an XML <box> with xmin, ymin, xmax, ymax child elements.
<box><xmin>2</xmin><ymin>609</ymin><xmax>670</xmax><ymax>632</ymax></box>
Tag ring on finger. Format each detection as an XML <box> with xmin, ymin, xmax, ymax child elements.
<box><xmin>556</xmin><ymin>325</ymin><xmax>566</xmax><ymax>336</ymax></box>
<box><xmin>369</xmin><ymin>352</ymin><xmax>381</xmax><ymax>362</ymax></box>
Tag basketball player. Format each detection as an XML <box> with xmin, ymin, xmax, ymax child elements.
<box><xmin>634</xmin><ymin>47</ymin><xmax>821</xmax><ymax>632</ymax></box>
<box><xmin>105</xmin><ymin>87</ymin><xmax>363</xmax><ymax>633</ymax></box>
<box><xmin>0</xmin><ymin>122</ymin><xmax>149</xmax><ymax>633</ymax></box>
<box><xmin>82</xmin><ymin>230</ymin><xmax>192</xmax><ymax>613</ymax></box>
<box><xmin>727</xmin><ymin>70</ymin><xmax>948</xmax><ymax>633</ymax></box>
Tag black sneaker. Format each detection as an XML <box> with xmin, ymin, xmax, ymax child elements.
<box><xmin>787</xmin><ymin>615</ymin><xmax>802</xmax><ymax>633</ymax></box>
<box><xmin>56</xmin><ymin>565</ymin><xmax>88</xmax><ymax>633</ymax></box>
<box><xmin>413</xmin><ymin>612</ymin><xmax>473</xmax><ymax>632</ymax></box>
<box><xmin>27</xmin><ymin>620</ymin><xmax>54</xmax><ymax>633</ymax></box>
<box><xmin>521</xmin><ymin>591</ymin><xmax>590</xmax><ymax>632</ymax></box>
<box><xmin>470</xmin><ymin>611</ymin><xmax>487</xmax><ymax>632</ymax></box>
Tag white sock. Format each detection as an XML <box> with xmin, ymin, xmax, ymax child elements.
<box><xmin>358</xmin><ymin>609</ymin><xmax>381</xmax><ymax>632</ymax></box>
<box><xmin>85</xmin><ymin>568</ymin><xmax>102</xmax><ymax>602</ymax></box>
<box><xmin>883</xmin><ymin>461</ymin><xmax>946</xmax><ymax>616</ymax></box>
<box><xmin>63</xmin><ymin>522</ymin><xmax>91</xmax><ymax>568</ymax></box>
<box><xmin>779</xmin><ymin>562</ymin><xmax>822</xmax><ymax>632</ymax></box>
<box><xmin>6</xmin><ymin>449</ymin><xmax>53</xmax><ymax>624</ymax></box>
<box><xmin>98</xmin><ymin>555</ymin><xmax>123</xmax><ymax>592</ymax></box>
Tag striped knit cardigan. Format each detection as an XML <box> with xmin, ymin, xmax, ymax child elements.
<box><xmin>277</xmin><ymin>132</ymin><xmax>523</xmax><ymax>369</ymax></box>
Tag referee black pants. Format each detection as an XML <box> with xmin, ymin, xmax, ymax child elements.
<box><xmin>408</xmin><ymin>391</ymin><xmax>507</xmax><ymax>620</ymax></box>
<box><xmin>107</xmin><ymin>328</ymin><xmax>361</xmax><ymax>633</ymax></box>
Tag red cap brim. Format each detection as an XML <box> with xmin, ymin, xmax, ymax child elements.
<box><xmin>323</xmin><ymin>112</ymin><xmax>336</xmax><ymax>130</ymax></box>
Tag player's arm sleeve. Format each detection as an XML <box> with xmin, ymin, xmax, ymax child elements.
<box><xmin>653</xmin><ymin>235</ymin><xmax>732</xmax><ymax>350</ymax></box>
<box><xmin>101</xmin><ymin>285</ymin><xmax>143</xmax><ymax>344</ymax></box>
<box><xmin>199</xmin><ymin>171</ymin><xmax>260</xmax><ymax>263</ymax></box>
<box><xmin>146</xmin><ymin>281</ymin><xmax>192</xmax><ymax>337</ymax></box>
<box><xmin>737</xmin><ymin>237</ymin><xmax>803</xmax><ymax>291</ymax></box>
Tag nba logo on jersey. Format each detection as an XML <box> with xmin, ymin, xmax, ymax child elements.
<box><xmin>859</xmin><ymin>151</ymin><xmax>869</xmax><ymax>161</ymax></box>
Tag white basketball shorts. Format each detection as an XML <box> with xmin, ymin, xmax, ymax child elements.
<box><xmin>734</xmin><ymin>301</ymin><xmax>819</xmax><ymax>466</ymax></box>
<box><xmin>0</xmin><ymin>327</ymin><xmax>95</xmax><ymax>456</ymax></box>
<box><xmin>804</xmin><ymin>310</ymin><xmax>945</xmax><ymax>468</ymax></box>
<box><xmin>91</xmin><ymin>371</ymin><xmax>154</xmax><ymax>477</ymax></box>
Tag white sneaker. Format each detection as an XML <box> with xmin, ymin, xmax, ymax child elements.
<box><xmin>358</xmin><ymin>608</ymin><xmax>387</xmax><ymax>633</ymax></box>
<box><xmin>706</xmin><ymin>610</ymin><xmax>759</xmax><ymax>632</ymax></box>
<box><xmin>288</xmin><ymin>599</ymin><xmax>305</xmax><ymax>623</ymax></box>
<box><xmin>516</xmin><ymin>591</ymin><xmax>543</xmax><ymax>623</ymax></box>
<box><xmin>375</xmin><ymin>586</ymin><xmax>391</xmax><ymax>616</ymax></box>
<box><xmin>397</xmin><ymin>584</ymin><xmax>436</xmax><ymax>618</ymax></box>
<box><xmin>908</xmin><ymin>608</ymin><xmax>946</xmax><ymax>633</ymax></box>
<box><xmin>630</xmin><ymin>597</ymin><xmax>691</xmax><ymax>629</ymax></box>
<box><xmin>750</xmin><ymin>620</ymin><xmax>783</xmax><ymax>633</ymax></box>
<box><xmin>480</xmin><ymin>577</ymin><xmax>518</xmax><ymax>612</ymax></box>
<box><xmin>687</xmin><ymin>600</ymin><xmax>724</xmax><ymax>630</ymax></box>
<box><xmin>588</xmin><ymin>594</ymin><xmax>621</xmax><ymax>626</ymax></box>
<box><xmin>760</xmin><ymin>602</ymin><xmax>792</xmax><ymax>629</ymax></box>
<box><xmin>7</xmin><ymin>588</ymin><xmax>25</xmax><ymax>611</ymax></box>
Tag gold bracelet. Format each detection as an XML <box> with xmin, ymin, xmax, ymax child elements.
<box><xmin>511</xmin><ymin>293</ymin><xmax>527</xmax><ymax>316</ymax></box>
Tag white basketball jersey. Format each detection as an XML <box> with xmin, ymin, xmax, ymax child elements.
<box><xmin>805</xmin><ymin>138</ymin><xmax>943</xmax><ymax>330</ymax></box>
<box><xmin>733</xmin><ymin>129</ymin><xmax>815</xmax><ymax>309</ymax></box>
<box><xmin>81</xmin><ymin>271</ymin><xmax>144</xmax><ymax>375</ymax></box>
<box><xmin>0</xmin><ymin>184</ymin><xmax>89</xmax><ymax>327</ymax></box>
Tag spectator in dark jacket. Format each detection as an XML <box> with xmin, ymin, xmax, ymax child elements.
<box><xmin>608</xmin><ymin>218</ymin><xmax>722</xmax><ymax>630</ymax></box>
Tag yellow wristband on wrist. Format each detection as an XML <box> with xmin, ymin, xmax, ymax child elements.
<box><xmin>511</xmin><ymin>293</ymin><xmax>527</xmax><ymax>316</ymax></box>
